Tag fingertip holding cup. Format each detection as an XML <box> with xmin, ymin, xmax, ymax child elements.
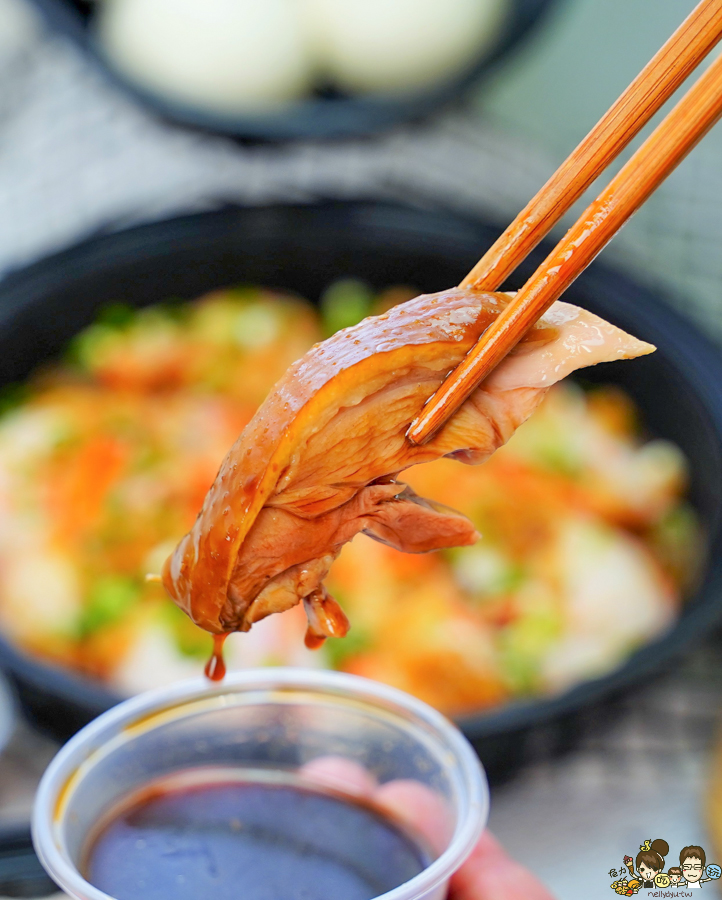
<box><xmin>301</xmin><ymin>758</ymin><xmax>455</xmax><ymax>857</ymax></box>
<box><xmin>374</xmin><ymin>780</ymin><xmax>454</xmax><ymax>857</ymax></box>
<box><xmin>300</xmin><ymin>755</ymin><xmax>379</xmax><ymax>796</ymax></box>
<box><xmin>450</xmin><ymin>831</ymin><xmax>557</xmax><ymax>900</ymax></box>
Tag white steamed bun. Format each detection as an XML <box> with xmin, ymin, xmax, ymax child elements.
<box><xmin>300</xmin><ymin>0</ymin><xmax>506</xmax><ymax>94</ymax></box>
<box><xmin>97</xmin><ymin>0</ymin><xmax>312</xmax><ymax>113</ymax></box>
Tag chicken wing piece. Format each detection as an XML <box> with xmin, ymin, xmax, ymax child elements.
<box><xmin>162</xmin><ymin>288</ymin><xmax>653</xmax><ymax>643</ymax></box>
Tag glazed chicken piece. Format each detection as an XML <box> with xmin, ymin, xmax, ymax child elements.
<box><xmin>162</xmin><ymin>288</ymin><xmax>653</xmax><ymax>646</ymax></box>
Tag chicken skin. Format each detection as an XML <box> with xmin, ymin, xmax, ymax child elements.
<box><xmin>162</xmin><ymin>288</ymin><xmax>653</xmax><ymax>646</ymax></box>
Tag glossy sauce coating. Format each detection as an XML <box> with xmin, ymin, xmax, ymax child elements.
<box><xmin>162</xmin><ymin>288</ymin><xmax>653</xmax><ymax>639</ymax></box>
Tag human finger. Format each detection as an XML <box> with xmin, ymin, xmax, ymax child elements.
<box><xmin>299</xmin><ymin>755</ymin><xmax>378</xmax><ymax>796</ymax></box>
<box><xmin>449</xmin><ymin>830</ymin><xmax>556</xmax><ymax>900</ymax></box>
<box><xmin>373</xmin><ymin>779</ymin><xmax>453</xmax><ymax>856</ymax></box>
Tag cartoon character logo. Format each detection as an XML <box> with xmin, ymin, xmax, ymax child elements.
<box><xmin>635</xmin><ymin>838</ymin><xmax>669</xmax><ymax>889</ymax></box>
<box><xmin>609</xmin><ymin>841</ymin><xmax>721</xmax><ymax>893</ymax></box>
<box><xmin>610</xmin><ymin>874</ymin><xmax>634</xmax><ymax>896</ymax></box>
<box><xmin>610</xmin><ymin>856</ymin><xmax>639</xmax><ymax>896</ymax></box>
<box><xmin>679</xmin><ymin>846</ymin><xmax>722</xmax><ymax>888</ymax></box>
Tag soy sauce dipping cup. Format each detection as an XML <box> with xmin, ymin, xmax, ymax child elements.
<box><xmin>33</xmin><ymin>668</ymin><xmax>489</xmax><ymax>900</ymax></box>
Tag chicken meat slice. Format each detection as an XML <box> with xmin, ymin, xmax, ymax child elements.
<box><xmin>162</xmin><ymin>288</ymin><xmax>654</xmax><ymax>645</ymax></box>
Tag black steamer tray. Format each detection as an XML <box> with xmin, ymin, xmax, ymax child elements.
<box><xmin>0</xmin><ymin>203</ymin><xmax>720</xmax><ymax>781</ymax></box>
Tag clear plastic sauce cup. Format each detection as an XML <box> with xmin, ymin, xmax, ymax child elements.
<box><xmin>33</xmin><ymin>668</ymin><xmax>489</xmax><ymax>900</ymax></box>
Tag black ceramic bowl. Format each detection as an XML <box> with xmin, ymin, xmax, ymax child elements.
<box><xmin>28</xmin><ymin>0</ymin><xmax>558</xmax><ymax>140</ymax></box>
<box><xmin>1</xmin><ymin>203</ymin><xmax>721</xmax><ymax>781</ymax></box>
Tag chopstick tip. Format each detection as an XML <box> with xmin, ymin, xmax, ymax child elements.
<box><xmin>406</xmin><ymin>417</ymin><xmax>432</xmax><ymax>446</ymax></box>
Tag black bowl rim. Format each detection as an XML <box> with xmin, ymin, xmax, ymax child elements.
<box><xmin>1</xmin><ymin>201</ymin><xmax>722</xmax><ymax>740</ymax></box>
<box><xmin>26</xmin><ymin>0</ymin><xmax>561</xmax><ymax>140</ymax></box>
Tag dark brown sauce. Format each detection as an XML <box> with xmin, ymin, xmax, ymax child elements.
<box><xmin>304</xmin><ymin>629</ymin><xmax>326</xmax><ymax>650</ymax></box>
<box><xmin>204</xmin><ymin>633</ymin><xmax>228</xmax><ymax>681</ymax></box>
<box><xmin>83</xmin><ymin>772</ymin><xmax>429</xmax><ymax>900</ymax></box>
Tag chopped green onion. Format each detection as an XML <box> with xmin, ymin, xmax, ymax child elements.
<box><xmin>78</xmin><ymin>575</ymin><xmax>140</xmax><ymax>637</ymax></box>
<box><xmin>324</xmin><ymin>627</ymin><xmax>371</xmax><ymax>669</ymax></box>
<box><xmin>450</xmin><ymin>545</ymin><xmax>525</xmax><ymax>598</ymax></box>
<box><xmin>234</xmin><ymin>304</ymin><xmax>280</xmax><ymax>349</ymax></box>
<box><xmin>96</xmin><ymin>303</ymin><xmax>136</xmax><ymax>329</ymax></box>
<box><xmin>498</xmin><ymin>609</ymin><xmax>560</xmax><ymax>693</ymax></box>
<box><xmin>161</xmin><ymin>601</ymin><xmax>211</xmax><ymax>659</ymax></box>
<box><xmin>320</xmin><ymin>279</ymin><xmax>373</xmax><ymax>336</ymax></box>
<box><xmin>0</xmin><ymin>383</ymin><xmax>30</xmax><ymax>418</ymax></box>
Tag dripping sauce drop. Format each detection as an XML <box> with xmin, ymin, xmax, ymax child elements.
<box><xmin>204</xmin><ymin>633</ymin><xmax>228</xmax><ymax>682</ymax></box>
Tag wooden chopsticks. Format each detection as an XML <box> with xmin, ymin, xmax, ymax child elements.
<box><xmin>461</xmin><ymin>0</ymin><xmax>722</xmax><ymax>294</ymax></box>
<box><xmin>407</xmin><ymin>0</ymin><xmax>722</xmax><ymax>445</ymax></box>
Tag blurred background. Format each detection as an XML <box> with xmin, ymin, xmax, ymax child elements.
<box><xmin>1</xmin><ymin>1</ymin><xmax>722</xmax><ymax>898</ymax></box>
